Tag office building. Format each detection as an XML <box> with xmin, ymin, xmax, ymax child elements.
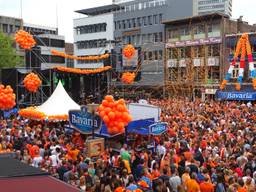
<box><xmin>113</xmin><ymin>0</ymin><xmax>194</xmax><ymax>89</ymax></box>
<box><xmin>23</xmin><ymin>24</ymin><xmax>65</xmax><ymax>69</ymax></box>
<box><xmin>164</xmin><ymin>13</ymin><xmax>256</xmax><ymax>99</ymax></box>
<box><xmin>193</xmin><ymin>0</ymin><xmax>232</xmax><ymax>17</ymax></box>
<box><xmin>74</xmin><ymin>5</ymin><xmax>118</xmax><ymax>69</ymax></box>
<box><xmin>0</xmin><ymin>15</ymin><xmax>24</xmax><ymax>62</ymax></box>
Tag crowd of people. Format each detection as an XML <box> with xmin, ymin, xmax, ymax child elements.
<box><xmin>0</xmin><ymin>98</ymin><xmax>255</xmax><ymax>192</ymax></box>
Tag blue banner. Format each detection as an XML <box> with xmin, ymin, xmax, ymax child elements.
<box><xmin>69</xmin><ymin>107</ymin><xmax>102</xmax><ymax>134</ymax></box>
<box><xmin>3</xmin><ymin>108</ymin><xmax>18</xmax><ymax>118</ymax></box>
<box><xmin>216</xmin><ymin>90</ymin><xmax>256</xmax><ymax>101</ymax></box>
<box><xmin>149</xmin><ymin>122</ymin><xmax>168</xmax><ymax>135</ymax></box>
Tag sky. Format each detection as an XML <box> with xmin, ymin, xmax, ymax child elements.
<box><xmin>0</xmin><ymin>0</ymin><xmax>255</xmax><ymax>42</ymax></box>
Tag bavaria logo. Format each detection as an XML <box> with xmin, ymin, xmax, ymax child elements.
<box><xmin>149</xmin><ymin>122</ymin><xmax>168</xmax><ymax>135</ymax></box>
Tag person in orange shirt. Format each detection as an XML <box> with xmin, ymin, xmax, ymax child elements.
<box><xmin>237</xmin><ymin>178</ymin><xmax>247</xmax><ymax>192</ymax></box>
<box><xmin>200</xmin><ymin>177</ymin><xmax>214</xmax><ymax>192</ymax></box>
<box><xmin>151</xmin><ymin>163</ymin><xmax>160</xmax><ymax>179</ymax></box>
<box><xmin>186</xmin><ymin>173</ymin><xmax>200</xmax><ymax>192</ymax></box>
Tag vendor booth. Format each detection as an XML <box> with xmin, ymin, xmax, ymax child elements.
<box><xmin>19</xmin><ymin>81</ymin><xmax>80</xmax><ymax>121</ymax></box>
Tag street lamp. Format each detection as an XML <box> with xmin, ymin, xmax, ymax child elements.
<box><xmin>87</xmin><ymin>103</ymin><xmax>99</xmax><ymax>139</ymax></box>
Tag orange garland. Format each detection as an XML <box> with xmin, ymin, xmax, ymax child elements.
<box><xmin>53</xmin><ymin>66</ymin><xmax>112</xmax><ymax>74</ymax></box>
<box><xmin>0</xmin><ymin>85</ymin><xmax>16</xmax><ymax>111</ymax></box>
<box><xmin>23</xmin><ymin>73</ymin><xmax>42</xmax><ymax>93</ymax></box>
<box><xmin>122</xmin><ymin>44</ymin><xmax>136</xmax><ymax>59</ymax></box>
<box><xmin>121</xmin><ymin>72</ymin><xmax>136</xmax><ymax>84</ymax></box>
<box><xmin>15</xmin><ymin>30</ymin><xmax>36</xmax><ymax>50</ymax></box>
<box><xmin>18</xmin><ymin>107</ymin><xmax>68</xmax><ymax>121</ymax></box>
<box><xmin>98</xmin><ymin>95</ymin><xmax>132</xmax><ymax>135</ymax></box>
<box><xmin>51</xmin><ymin>50</ymin><xmax>110</xmax><ymax>60</ymax></box>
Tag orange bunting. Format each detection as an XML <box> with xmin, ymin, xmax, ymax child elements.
<box><xmin>122</xmin><ymin>44</ymin><xmax>136</xmax><ymax>59</ymax></box>
<box><xmin>51</xmin><ymin>50</ymin><xmax>110</xmax><ymax>60</ymax></box>
<box><xmin>53</xmin><ymin>66</ymin><xmax>112</xmax><ymax>74</ymax></box>
<box><xmin>98</xmin><ymin>95</ymin><xmax>132</xmax><ymax>135</ymax></box>
<box><xmin>23</xmin><ymin>73</ymin><xmax>42</xmax><ymax>93</ymax></box>
<box><xmin>121</xmin><ymin>72</ymin><xmax>136</xmax><ymax>84</ymax></box>
<box><xmin>0</xmin><ymin>85</ymin><xmax>16</xmax><ymax>111</ymax></box>
<box><xmin>18</xmin><ymin>107</ymin><xmax>68</xmax><ymax>121</ymax></box>
<box><xmin>15</xmin><ymin>30</ymin><xmax>36</xmax><ymax>50</ymax></box>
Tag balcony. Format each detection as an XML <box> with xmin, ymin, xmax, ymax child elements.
<box><xmin>180</xmin><ymin>35</ymin><xmax>191</xmax><ymax>41</ymax></box>
<box><xmin>208</xmin><ymin>31</ymin><xmax>221</xmax><ymax>37</ymax></box>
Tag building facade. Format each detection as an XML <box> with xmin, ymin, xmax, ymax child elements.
<box><xmin>0</xmin><ymin>15</ymin><xmax>24</xmax><ymax>63</ymax></box>
<box><xmin>24</xmin><ymin>23</ymin><xmax>57</xmax><ymax>35</ymax></box>
<box><xmin>23</xmin><ymin>24</ymin><xmax>65</xmax><ymax>69</ymax></box>
<box><xmin>164</xmin><ymin>13</ymin><xmax>256</xmax><ymax>99</ymax></box>
<box><xmin>113</xmin><ymin>0</ymin><xmax>194</xmax><ymax>88</ymax></box>
<box><xmin>193</xmin><ymin>0</ymin><xmax>233</xmax><ymax>17</ymax></box>
<box><xmin>73</xmin><ymin>5</ymin><xmax>117</xmax><ymax>69</ymax></box>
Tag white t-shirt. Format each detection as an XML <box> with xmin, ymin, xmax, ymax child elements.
<box><xmin>50</xmin><ymin>154</ymin><xmax>58</xmax><ymax>167</ymax></box>
<box><xmin>32</xmin><ymin>156</ymin><xmax>43</xmax><ymax>168</ymax></box>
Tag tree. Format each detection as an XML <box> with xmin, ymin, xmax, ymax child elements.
<box><xmin>0</xmin><ymin>31</ymin><xmax>22</xmax><ymax>68</ymax></box>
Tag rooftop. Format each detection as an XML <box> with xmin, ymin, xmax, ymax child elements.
<box><xmin>162</xmin><ymin>12</ymin><xmax>229</xmax><ymax>25</ymax></box>
<box><xmin>75</xmin><ymin>4</ymin><xmax>124</xmax><ymax>16</ymax></box>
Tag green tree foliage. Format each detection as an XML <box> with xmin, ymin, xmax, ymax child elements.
<box><xmin>0</xmin><ymin>31</ymin><xmax>22</xmax><ymax>68</ymax></box>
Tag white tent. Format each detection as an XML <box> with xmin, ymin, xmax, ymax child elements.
<box><xmin>36</xmin><ymin>81</ymin><xmax>80</xmax><ymax>116</ymax></box>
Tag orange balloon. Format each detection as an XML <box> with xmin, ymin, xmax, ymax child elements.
<box><xmin>108</xmin><ymin>112</ymin><xmax>116</xmax><ymax>120</ymax></box>
<box><xmin>102</xmin><ymin>100</ymin><xmax>109</xmax><ymax>107</ymax></box>
<box><xmin>103</xmin><ymin>115</ymin><xmax>110</xmax><ymax>123</ymax></box>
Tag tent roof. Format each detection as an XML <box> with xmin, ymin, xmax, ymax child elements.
<box><xmin>37</xmin><ymin>81</ymin><xmax>80</xmax><ymax>116</ymax></box>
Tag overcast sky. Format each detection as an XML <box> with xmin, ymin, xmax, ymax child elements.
<box><xmin>0</xmin><ymin>0</ymin><xmax>255</xmax><ymax>42</ymax></box>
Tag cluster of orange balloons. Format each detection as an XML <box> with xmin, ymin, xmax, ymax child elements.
<box><xmin>23</xmin><ymin>73</ymin><xmax>42</xmax><ymax>93</ymax></box>
<box><xmin>15</xmin><ymin>30</ymin><xmax>36</xmax><ymax>50</ymax></box>
<box><xmin>121</xmin><ymin>72</ymin><xmax>136</xmax><ymax>84</ymax></box>
<box><xmin>18</xmin><ymin>107</ymin><xmax>68</xmax><ymax>121</ymax></box>
<box><xmin>51</xmin><ymin>50</ymin><xmax>110</xmax><ymax>60</ymax></box>
<box><xmin>53</xmin><ymin>66</ymin><xmax>112</xmax><ymax>75</ymax></box>
<box><xmin>123</xmin><ymin>44</ymin><xmax>136</xmax><ymax>59</ymax></box>
<box><xmin>0</xmin><ymin>85</ymin><xmax>16</xmax><ymax>111</ymax></box>
<box><xmin>98</xmin><ymin>95</ymin><xmax>132</xmax><ymax>135</ymax></box>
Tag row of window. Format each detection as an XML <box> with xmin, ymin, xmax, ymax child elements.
<box><xmin>1</xmin><ymin>24</ymin><xmax>20</xmax><ymax>34</ymax></box>
<box><xmin>76</xmin><ymin>39</ymin><xmax>107</xmax><ymax>49</ymax></box>
<box><xmin>76</xmin><ymin>23</ymin><xmax>107</xmax><ymax>35</ymax></box>
<box><xmin>167</xmin><ymin>45</ymin><xmax>220</xmax><ymax>59</ymax></box>
<box><xmin>36</xmin><ymin>37</ymin><xmax>65</xmax><ymax>48</ymax></box>
<box><xmin>198</xmin><ymin>4</ymin><xmax>225</xmax><ymax>10</ymax></box>
<box><xmin>117</xmin><ymin>0</ymin><xmax>167</xmax><ymax>13</ymax></box>
<box><xmin>24</xmin><ymin>27</ymin><xmax>56</xmax><ymax>35</ymax></box>
<box><xmin>167</xmin><ymin>23</ymin><xmax>220</xmax><ymax>39</ymax></box>
<box><xmin>115</xmin><ymin>14</ymin><xmax>163</xmax><ymax>30</ymax></box>
<box><xmin>77</xmin><ymin>59</ymin><xmax>105</xmax><ymax>64</ymax></box>
<box><xmin>198</xmin><ymin>0</ymin><xmax>225</xmax><ymax>5</ymax></box>
<box><xmin>121</xmin><ymin>32</ymin><xmax>163</xmax><ymax>45</ymax></box>
<box><xmin>143</xmin><ymin>50</ymin><xmax>163</xmax><ymax>61</ymax></box>
<box><xmin>42</xmin><ymin>55</ymin><xmax>65</xmax><ymax>63</ymax></box>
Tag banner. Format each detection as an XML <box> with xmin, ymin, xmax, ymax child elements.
<box><xmin>69</xmin><ymin>106</ymin><xmax>102</xmax><ymax>134</ymax></box>
<box><xmin>216</xmin><ymin>90</ymin><xmax>256</xmax><ymax>101</ymax></box>
<box><xmin>149</xmin><ymin>122</ymin><xmax>168</xmax><ymax>135</ymax></box>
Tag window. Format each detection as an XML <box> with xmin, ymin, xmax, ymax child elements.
<box><xmin>3</xmin><ymin>24</ymin><xmax>8</xmax><ymax>33</ymax></box>
<box><xmin>122</xmin><ymin>20</ymin><xmax>126</xmax><ymax>29</ymax></box>
<box><xmin>137</xmin><ymin>17</ymin><xmax>142</xmax><ymax>27</ymax></box>
<box><xmin>148</xmin><ymin>15</ymin><xmax>153</xmax><ymax>25</ymax></box>
<box><xmin>159</xmin><ymin>32</ymin><xmax>163</xmax><ymax>42</ymax></box>
<box><xmin>153</xmin><ymin>33</ymin><xmax>158</xmax><ymax>43</ymax></box>
<box><xmin>153</xmin><ymin>15</ymin><xmax>158</xmax><ymax>24</ymax></box>
<box><xmin>127</xmin><ymin>19</ymin><xmax>131</xmax><ymax>28</ymax></box>
<box><xmin>132</xmin><ymin>18</ymin><xmax>136</xmax><ymax>28</ymax></box>
<box><xmin>147</xmin><ymin>34</ymin><xmax>153</xmax><ymax>43</ymax></box>
<box><xmin>148</xmin><ymin>51</ymin><xmax>153</xmax><ymax>60</ymax></box>
<box><xmin>154</xmin><ymin>50</ymin><xmax>158</xmax><ymax>60</ymax></box>
<box><xmin>159</xmin><ymin>14</ymin><xmax>163</xmax><ymax>23</ymax></box>
<box><xmin>194</xmin><ymin>25</ymin><xmax>205</xmax><ymax>34</ymax></box>
<box><xmin>142</xmin><ymin>34</ymin><xmax>146</xmax><ymax>43</ymax></box>
<box><xmin>76</xmin><ymin>39</ymin><xmax>107</xmax><ymax>49</ymax></box>
<box><xmin>136</xmin><ymin>35</ymin><xmax>141</xmax><ymax>44</ymax></box>
<box><xmin>9</xmin><ymin>25</ymin><xmax>13</xmax><ymax>33</ymax></box>
<box><xmin>180</xmin><ymin>27</ymin><xmax>189</xmax><ymax>36</ymax></box>
<box><xmin>144</xmin><ymin>51</ymin><xmax>147</xmax><ymax>60</ymax></box>
<box><xmin>118</xmin><ymin>21</ymin><xmax>121</xmax><ymax>30</ymax></box>
<box><xmin>159</xmin><ymin>50</ymin><xmax>163</xmax><ymax>60</ymax></box>
<box><xmin>143</xmin><ymin>17</ymin><xmax>147</xmax><ymax>26</ymax></box>
<box><xmin>208</xmin><ymin>44</ymin><xmax>220</xmax><ymax>57</ymax></box>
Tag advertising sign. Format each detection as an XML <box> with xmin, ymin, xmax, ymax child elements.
<box><xmin>149</xmin><ymin>122</ymin><xmax>168</xmax><ymax>135</ymax></box>
<box><xmin>69</xmin><ymin>106</ymin><xmax>102</xmax><ymax>134</ymax></box>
